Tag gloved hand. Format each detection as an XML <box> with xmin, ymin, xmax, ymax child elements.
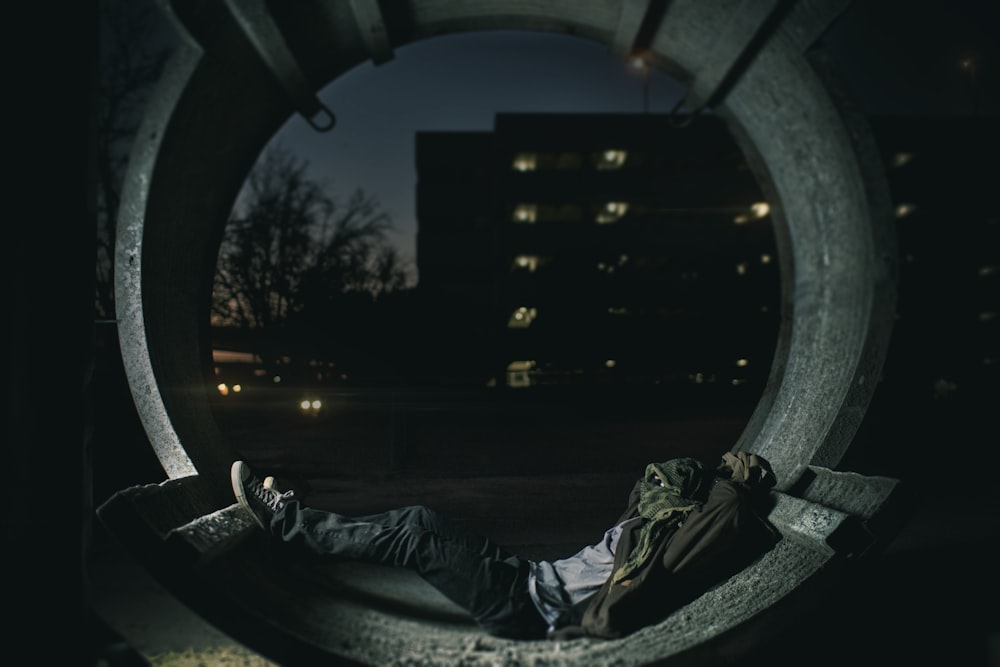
<box><xmin>717</xmin><ymin>451</ymin><xmax>776</xmax><ymax>492</ymax></box>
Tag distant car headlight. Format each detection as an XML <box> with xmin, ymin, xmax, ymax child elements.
<box><xmin>299</xmin><ymin>398</ymin><xmax>322</xmax><ymax>414</ymax></box>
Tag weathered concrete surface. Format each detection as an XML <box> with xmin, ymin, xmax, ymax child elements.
<box><xmin>99</xmin><ymin>464</ymin><xmax>906</xmax><ymax>666</ymax></box>
<box><xmin>108</xmin><ymin>0</ymin><xmax>900</xmax><ymax>664</ymax></box>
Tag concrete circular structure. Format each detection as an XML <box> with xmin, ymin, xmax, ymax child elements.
<box><xmin>110</xmin><ymin>1</ymin><xmax>898</xmax><ymax>664</ymax></box>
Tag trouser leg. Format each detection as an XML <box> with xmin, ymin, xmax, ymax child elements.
<box><xmin>269</xmin><ymin>501</ymin><xmax>546</xmax><ymax>638</ymax></box>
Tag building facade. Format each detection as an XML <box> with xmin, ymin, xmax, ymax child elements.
<box><xmin>415</xmin><ymin>113</ymin><xmax>781</xmax><ymax>408</ymax></box>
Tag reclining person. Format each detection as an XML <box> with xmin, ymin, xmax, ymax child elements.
<box><xmin>231</xmin><ymin>451</ymin><xmax>779</xmax><ymax>639</ymax></box>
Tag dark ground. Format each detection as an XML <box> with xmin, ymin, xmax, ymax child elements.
<box><xmin>86</xmin><ymin>385</ymin><xmax>1000</xmax><ymax>667</ymax></box>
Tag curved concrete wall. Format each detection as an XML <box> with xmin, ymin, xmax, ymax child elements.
<box><xmin>111</xmin><ymin>0</ymin><xmax>897</xmax><ymax>663</ymax></box>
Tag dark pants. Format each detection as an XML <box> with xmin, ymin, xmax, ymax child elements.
<box><xmin>268</xmin><ymin>501</ymin><xmax>548</xmax><ymax>639</ymax></box>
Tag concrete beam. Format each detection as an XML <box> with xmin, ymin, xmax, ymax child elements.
<box><xmin>107</xmin><ymin>0</ymin><xmax>899</xmax><ymax>663</ymax></box>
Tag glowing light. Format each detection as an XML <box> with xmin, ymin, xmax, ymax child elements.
<box><xmin>311</xmin><ymin>400</ymin><xmax>322</xmax><ymax>409</ymax></box>
<box><xmin>736</xmin><ymin>262</ymin><xmax>748</xmax><ymax>276</ymax></box>
<box><xmin>512</xmin><ymin>152</ymin><xmax>537</xmax><ymax>171</ymax></box>
<box><xmin>273</xmin><ymin>375</ymin><xmax>281</xmax><ymax>383</ymax></box>
<box><xmin>217</xmin><ymin>383</ymin><xmax>229</xmax><ymax>396</ymax></box>
<box><xmin>508</xmin><ymin>307</ymin><xmax>537</xmax><ymax>328</ymax></box>
<box><xmin>232</xmin><ymin>384</ymin><xmax>242</xmax><ymax>393</ymax></box>
<box><xmin>760</xmin><ymin>254</ymin><xmax>772</xmax><ymax>264</ymax></box>
<box><xmin>979</xmin><ymin>265</ymin><xmax>999</xmax><ymax>277</ymax></box>
<box><xmin>733</xmin><ymin>214</ymin><xmax>750</xmax><ymax>225</ymax></box>
<box><xmin>751</xmin><ymin>202</ymin><xmax>770</xmax><ymax>218</ymax></box>
<box><xmin>513</xmin><ymin>204</ymin><xmax>538</xmax><ymax>223</ymax></box>
<box><xmin>506</xmin><ymin>360</ymin><xmax>535</xmax><ymax>388</ymax></box>
<box><xmin>596</xmin><ymin>201</ymin><xmax>628</xmax><ymax>224</ymax></box>
<box><xmin>300</xmin><ymin>400</ymin><xmax>311</xmax><ymax>410</ymax></box>
<box><xmin>605</xmin><ymin>359</ymin><xmax>617</xmax><ymax>368</ymax></box>
<box><xmin>513</xmin><ymin>255</ymin><xmax>539</xmax><ymax>272</ymax></box>
<box><xmin>212</xmin><ymin>349</ymin><xmax>259</xmax><ymax>364</ymax></box>
<box><xmin>894</xmin><ymin>203</ymin><xmax>918</xmax><ymax>218</ymax></box>
<box><xmin>595</xmin><ymin>149</ymin><xmax>627</xmax><ymax>170</ymax></box>
<box><xmin>891</xmin><ymin>152</ymin><xmax>914</xmax><ymax>168</ymax></box>
<box><xmin>736</xmin><ymin>358</ymin><xmax>749</xmax><ymax>367</ymax></box>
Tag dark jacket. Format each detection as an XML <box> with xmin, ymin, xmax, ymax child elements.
<box><xmin>549</xmin><ymin>473</ymin><xmax>778</xmax><ymax>639</ymax></box>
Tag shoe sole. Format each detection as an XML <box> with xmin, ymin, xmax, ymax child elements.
<box><xmin>230</xmin><ymin>460</ymin><xmax>266</xmax><ymax>530</ymax></box>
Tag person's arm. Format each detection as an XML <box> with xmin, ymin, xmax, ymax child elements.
<box><xmin>569</xmin><ymin>479</ymin><xmax>777</xmax><ymax>639</ymax></box>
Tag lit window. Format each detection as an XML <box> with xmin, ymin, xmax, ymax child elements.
<box><xmin>513</xmin><ymin>204</ymin><xmax>538</xmax><ymax>224</ymax></box>
<box><xmin>894</xmin><ymin>203</ymin><xmax>917</xmax><ymax>218</ymax></box>
<box><xmin>507</xmin><ymin>306</ymin><xmax>538</xmax><ymax>328</ymax></box>
<box><xmin>594</xmin><ymin>150</ymin><xmax>627</xmax><ymax>170</ymax></box>
<box><xmin>736</xmin><ymin>262</ymin><xmax>748</xmax><ymax>276</ymax></box>
<box><xmin>690</xmin><ymin>372</ymin><xmax>705</xmax><ymax>384</ymax></box>
<box><xmin>512</xmin><ymin>255</ymin><xmax>539</xmax><ymax>272</ymax></box>
<box><xmin>512</xmin><ymin>153</ymin><xmax>537</xmax><ymax>171</ymax></box>
<box><xmin>891</xmin><ymin>152</ymin><xmax>914</xmax><ymax>168</ymax></box>
<box><xmin>596</xmin><ymin>202</ymin><xmax>628</xmax><ymax>224</ymax></box>
<box><xmin>506</xmin><ymin>360</ymin><xmax>535</xmax><ymax>388</ymax></box>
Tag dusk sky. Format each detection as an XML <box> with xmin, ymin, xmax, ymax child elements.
<box><xmin>265</xmin><ymin>31</ymin><xmax>687</xmax><ymax>272</ymax></box>
<box><xmin>250</xmin><ymin>1</ymin><xmax>998</xmax><ymax>274</ymax></box>
<box><xmin>130</xmin><ymin>0</ymin><xmax>997</xmax><ymax>275</ymax></box>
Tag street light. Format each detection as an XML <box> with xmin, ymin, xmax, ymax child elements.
<box><xmin>630</xmin><ymin>51</ymin><xmax>650</xmax><ymax>113</ymax></box>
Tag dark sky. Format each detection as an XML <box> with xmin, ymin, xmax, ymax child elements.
<box><xmin>260</xmin><ymin>1</ymin><xmax>999</xmax><ymax>271</ymax></box>
<box><xmin>267</xmin><ymin>31</ymin><xmax>687</xmax><ymax>270</ymax></box>
<box><xmin>130</xmin><ymin>0</ymin><xmax>998</xmax><ymax>272</ymax></box>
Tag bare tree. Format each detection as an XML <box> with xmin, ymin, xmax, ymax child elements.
<box><xmin>95</xmin><ymin>0</ymin><xmax>172</xmax><ymax>319</ymax></box>
<box><xmin>212</xmin><ymin>145</ymin><xmax>408</xmax><ymax>368</ymax></box>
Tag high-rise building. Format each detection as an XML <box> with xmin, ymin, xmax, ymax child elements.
<box><xmin>867</xmin><ymin>115</ymin><xmax>999</xmax><ymax>411</ymax></box>
<box><xmin>415</xmin><ymin>113</ymin><xmax>780</xmax><ymax>407</ymax></box>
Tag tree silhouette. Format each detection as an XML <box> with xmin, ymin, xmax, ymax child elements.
<box><xmin>212</xmin><ymin>145</ymin><xmax>409</xmax><ymax>372</ymax></box>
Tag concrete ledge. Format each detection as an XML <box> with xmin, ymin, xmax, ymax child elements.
<box><xmin>105</xmin><ymin>0</ymin><xmax>901</xmax><ymax>663</ymax></box>
<box><xmin>98</xmin><ymin>466</ymin><xmax>907</xmax><ymax>666</ymax></box>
